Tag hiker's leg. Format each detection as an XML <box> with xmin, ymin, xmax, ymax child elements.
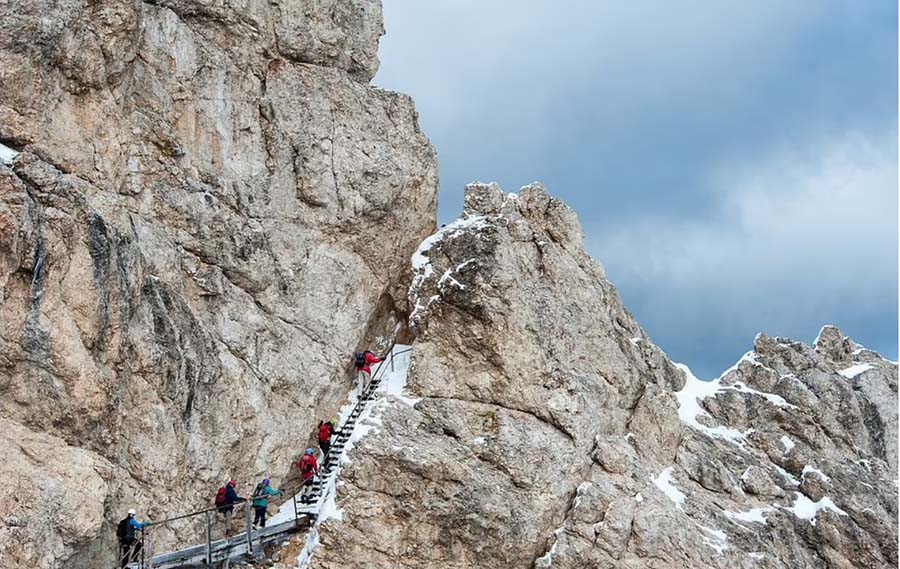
<box><xmin>321</xmin><ymin>440</ymin><xmax>331</xmax><ymax>461</ymax></box>
<box><xmin>260</xmin><ymin>506</ymin><xmax>267</xmax><ymax>528</ymax></box>
<box><xmin>224</xmin><ymin>510</ymin><xmax>232</xmax><ymax>537</ymax></box>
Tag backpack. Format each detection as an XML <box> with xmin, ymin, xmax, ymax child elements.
<box><xmin>318</xmin><ymin>423</ymin><xmax>332</xmax><ymax>442</ymax></box>
<box><xmin>355</xmin><ymin>352</ymin><xmax>366</xmax><ymax>368</ymax></box>
<box><xmin>214</xmin><ymin>486</ymin><xmax>228</xmax><ymax>507</ymax></box>
<box><xmin>253</xmin><ymin>483</ymin><xmax>266</xmax><ymax>499</ymax></box>
<box><xmin>300</xmin><ymin>456</ymin><xmax>313</xmax><ymax>473</ymax></box>
<box><xmin>116</xmin><ymin>517</ymin><xmax>129</xmax><ymax>541</ymax></box>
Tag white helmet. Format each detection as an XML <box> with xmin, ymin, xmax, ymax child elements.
<box><xmin>127</xmin><ymin>508</ymin><xmax>136</xmax><ymax>516</ymax></box>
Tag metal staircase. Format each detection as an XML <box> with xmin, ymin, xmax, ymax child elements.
<box><xmin>124</xmin><ymin>343</ymin><xmax>404</xmax><ymax>569</ymax></box>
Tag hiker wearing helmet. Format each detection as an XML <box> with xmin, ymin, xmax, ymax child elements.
<box><xmin>354</xmin><ymin>350</ymin><xmax>382</xmax><ymax>396</ymax></box>
<box><xmin>213</xmin><ymin>480</ymin><xmax>244</xmax><ymax>538</ymax></box>
<box><xmin>317</xmin><ymin>420</ymin><xmax>337</xmax><ymax>461</ymax></box>
<box><xmin>116</xmin><ymin>508</ymin><xmax>147</xmax><ymax>568</ymax></box>
<box><xmin>251</xmin><ymin>478</ymin><xmax>283</xmax><ymax>529</ymax></box>
<box><xmin>295</xmin><ymin>448</ymin><xmax>320</xmax><ymax>502</ymax></box>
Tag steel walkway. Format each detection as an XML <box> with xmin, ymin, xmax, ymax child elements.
<box><xmin>126</xmin><ymin>343</ymin><xmax>402</xmax><ymax>568</ymax></box>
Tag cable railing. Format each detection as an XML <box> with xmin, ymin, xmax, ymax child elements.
<box><xmin>121</xmin><ymin>341</ymin><xmax>405</xmax><ymax>569</ymax></box>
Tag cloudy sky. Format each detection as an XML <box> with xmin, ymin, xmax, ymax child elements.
<box><xmin>374</xmin><ymin>1</ymin><xmax>898</xmax><ymax>377</ymax></box>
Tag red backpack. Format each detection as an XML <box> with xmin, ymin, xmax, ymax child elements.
<box><xmin>318</xmin><ymin>423</ymin><xmax>332</xmax><ymax>442</ymax></box>
<box><xmin>214</xmin><ymin>486</ymin><xmax>227</xmax><ymax>507</ymax></box>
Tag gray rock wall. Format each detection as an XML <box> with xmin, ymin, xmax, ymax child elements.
<box><xmin>317</xmin><ymin>183</ymin><xmax>897</xmax><ymax>569</ymax></box>
<box><xmin>0</xmin><ymin>1</ymin><xmax>437</xmax><ymax>567</ymax></box>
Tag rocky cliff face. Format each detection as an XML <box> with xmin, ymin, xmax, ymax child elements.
<box><xmin>315</xmin><ymin>183</ymin><xmax>898</xmax><ymax>569</ymax></box>
<box><xmin>2</xmin><ymin>3</ymin><xmax>896</xmax><ymax>569</ymax></box>
<box><xmin>0</xmin><ymin>1</ymin><xmax>436</xmax><ymax>567</ymax></box>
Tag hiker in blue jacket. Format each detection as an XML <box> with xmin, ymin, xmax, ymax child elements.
<box><xmin>251</xmin><ymin>478</ymin><xmax>284</xmax><ymax>529</ymax></box>
<box><xmin>117</xmin><ymin>508</ymin><xmax>148</xmax><ymax>567</ymax></box>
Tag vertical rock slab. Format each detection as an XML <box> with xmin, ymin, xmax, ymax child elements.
<box><xmin>0</xmin><ymin>0</ymin><xmax>437</xmax><ymax>566</ymax></box>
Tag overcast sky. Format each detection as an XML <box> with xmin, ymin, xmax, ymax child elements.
<box><xmin>374</xmin><ymin>0</ymin><xmax>898</xmax><ymax>378</ymax></box>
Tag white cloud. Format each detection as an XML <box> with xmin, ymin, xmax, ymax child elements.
<box><xmin>592</xmin><ymin>127</ymin><xmax>897</xmax><ymax>340</ymax></box>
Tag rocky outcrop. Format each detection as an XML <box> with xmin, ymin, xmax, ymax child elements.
<box><xmin>315</xmin><ymin>183</ymin><xmax>898</xmax><ymax>569</ymax></box>
<box><xmin>0</xmin><ymin>1</ymin><xmax>436</xmax><ymax>567</ymax></box>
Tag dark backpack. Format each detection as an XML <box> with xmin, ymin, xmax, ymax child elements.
<box><xmin>355</xmin><ymin>352</ymin><xmax>366</xmax><ymax>368</ymax></box>
<box><xmin>300</xmin><ymin>456</ymin><xmax>313</xmax><ymax>473</ymax></box>
<box><xmin>116</xmin><ymin>517</ymin><xmax>129</xmax><ymax>541</ymax></box>
<box><xmin>253</xmin><ymin>483</ymin><xmax>266</xmax><ymax>499</ymax></box>
<box><xmin>214</xmin><ymin>486</ymin><xmax>228</xmax><ymax>507</ymax></box>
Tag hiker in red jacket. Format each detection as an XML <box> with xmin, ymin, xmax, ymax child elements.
<box><xmin>317</xmin><ymin>420</ymin><xmax>336</xmax><ymax>460</ymax></box>
<box><xmin>295</xmin><ymin>448</ymin><xmax>320</xmax><ymax>502</ymax></box>
<box><xmin>354</xmin><ymin>350</ymin><xmax>382</xmax><ymax>396</ymax></box>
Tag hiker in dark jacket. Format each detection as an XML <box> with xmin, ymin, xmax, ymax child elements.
<box><xmin>217</xmin><ymin>480</ymin><xmax>244</xmax><ymax>538</ymax></box>
<box><xmin>117</xmin><ymin>508</ymin><xmax>147</xmax><ymax>568</ymax></box>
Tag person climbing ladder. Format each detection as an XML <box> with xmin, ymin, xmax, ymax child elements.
<box><xmin>295</xmin><ymin>448</ymin><xmax>320</xmax><ymax>503</ymax></box>
<box><xmin>318</xmin><ymin>420</ymin><xmax>336</xmax><ymax>461</ymax></box>
<box><xmin>354</xmin><ymin>349</ymin><xmax>382</xmax><ymax>396</ymax></box>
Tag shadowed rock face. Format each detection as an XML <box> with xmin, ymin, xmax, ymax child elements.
<box><xmin>0</xmin><ymin>1</ymin><xmax>436</xmax><ymax>567</ymax></box>
<box><xmin>316</xmin><ymin>183</ymin><xmax>897</xmax><ymax>569</ymax></box>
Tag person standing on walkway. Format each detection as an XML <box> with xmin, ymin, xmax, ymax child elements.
<box><xmin>295</xmin><ymin>448</ymin><xmax>320</xmax><ymax>502</ymax></box>
<box><xmin>317</xmin><ymin>420</ymin><xmax>336</xmax><ymax>461</ymax></box>
<box><xmin>215</xmin><ymin>480</ymin><xmax>244</xmax><ymax>538</ymax></box>
<box><xmin>354</xmin><ymin>350</ymin><xmax>382</xmax><ymax>396</ymax></box>
<box><xmin>251</xmin><ymin>478</ymin><xmax>283</xmax><ymax>529</ymax></box>
<box><xmin>116</xmin><ymin>508</ymin><xmax>147</xmax><ymax>568</ymax></box>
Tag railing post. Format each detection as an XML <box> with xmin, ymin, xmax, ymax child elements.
<box><xmin>205</xmin><ymin>510</ymin><xmax>213</xmax><ymax>565</ymax></box>
<box><xmin>391</xmin><ymin>344</ymin><xmax>394</xmax><ymax>372</ymax></box>
<box><xmin>293</xmin><ymin>493</ymin><xmax>298</xmax><ymax>522</ymax></box>
<box><xmin>245</xmin><ymin>500</ymin><xmax>252</xmax><ymax>555</ymax></box>
<box><xmin>140</xmin><ymin>530</ymin><xmax>145</xmax><ymax>568</ymax></box>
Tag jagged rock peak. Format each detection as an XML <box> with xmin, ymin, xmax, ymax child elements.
<box><xmin>462</xmin><ymin>181</ymin><xmax>586</xmax><ymax>250</ymax></box>
<box><xmin>314</xmin><ymin>183</ymin><xmax>897</xmax><ymax>569</ymax></box>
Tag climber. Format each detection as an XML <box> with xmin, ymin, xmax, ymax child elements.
<box><xmin>251</xmin><ymin>478</ymin><xmax>283</xmax><ymax>529</ymax></box>
<box><xmin>214</xmin><ymin>480</ymin><xmax>244</xmax><ymax>538</ymax></box>
<box><xmin>354</xmin><ymin>349</ymin><xmax>382</xmax><ymax>396</ymax></box>
<box><xmin>295</xmin><ymin>448</ymin><xmax>320</xmax><ymax>503</ymax></box>
<box><xmin>116</xmin><ymin>508</ymin><xmax>147</xmax><ymax>568</ymax></box>
<box><xmin>317</xmin><ymin>420</ymin><xmax>337</xmax><ymax>460</ymax></box>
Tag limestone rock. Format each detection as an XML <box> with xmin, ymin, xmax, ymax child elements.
<box><xmin>315</xmin><ymin>184</ymin><xmax>898</xmax><ymax>569</ymax></box>
<box><xmin>0</xmin><ymin>1</ymin><xmax>436</xmax><ymax>567</ymax></box>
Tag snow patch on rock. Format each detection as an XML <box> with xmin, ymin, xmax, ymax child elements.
<box><xmin>0</xmin><ymin>143</ymin><xmax>18</xmax><ymax>165</ymax></box>
<box><xmin>652</xmin><ymin>467</ymin><xmax>686</xmax><ymax>511</ymax></box>
<box><xmin>781</xmin><ymin>492</ymin><xmax>847</xmax><ymax>525</ymax></box>
<box><xmin>839</xmin><ymin>363</ymin><xmax>875</xmax><ymax>379</ymax></box>
<box><xmin>780</xmin><ymin>436</ymin><xmax>796</xmax><ymax>453</ymax></box>
<box><xmin>724</xmin><ymin>506</ymin><xmax>775</xmax><ymax>524</ymax></box>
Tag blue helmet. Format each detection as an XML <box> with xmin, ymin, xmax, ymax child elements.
<box><xmin>305</xmin><ymin>448</ymin><xmax>314</xmax><ymax>455</ymax></box>
<box><xmin>262</xmin><ymin>478</ymin><xmax>270</xmax><ymax>486</ymax></box>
